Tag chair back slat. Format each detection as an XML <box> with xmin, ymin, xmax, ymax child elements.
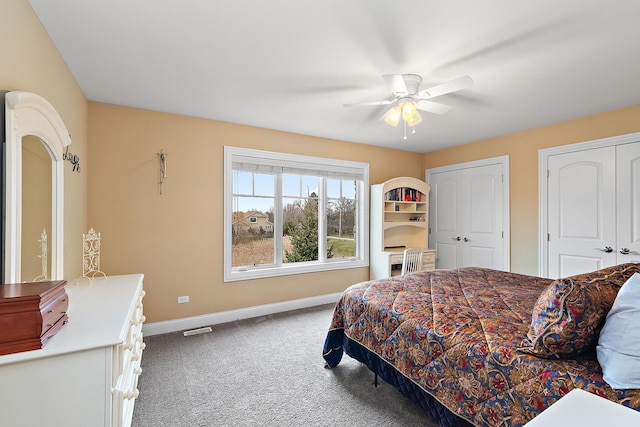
<box><xmin>401</xmin><ymin>248</ymin><xmax>424</xmax><ymax>275</ymax></box>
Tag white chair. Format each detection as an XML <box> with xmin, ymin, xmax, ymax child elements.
<box><xmin>401</xmin><ymin>248</ymin><xmax>424</xmax><ymax>275</ymax></box>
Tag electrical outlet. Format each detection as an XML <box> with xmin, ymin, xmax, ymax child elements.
<box><xmin>177</xmin><ymin>295</ymin><xmax>190</xmax><ymax>304</ymax></box>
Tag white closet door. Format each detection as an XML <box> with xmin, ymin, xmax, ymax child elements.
<box><xmin>547</xmin><ymin>142</ymin><xmax>640</xmax><ymax>278</ymax></box>
<box><xmin>430</xmin><ymin>172</ymin><xmax>461</xmax><ymax>269</ymax></box>
<box><xmin>429</xmin><ymin>163</ymin><xmax>504</xmax><ymax>270</ymax></box>
<box><xmin>616</xmin><ymin>143</ymin><xmax>640</xmax><ymax>264</ymax></box>
<box><xmin>463</xmin><ymin>164</ymin><xmax>504</xmax><ymax>269</ymax></box>
<box><xmin>547</xmin><ymin>147</ymin><xmax>617</xmax><ymax>278</ymax></box>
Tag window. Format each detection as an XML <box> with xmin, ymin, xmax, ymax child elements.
<box><xmin>224</xmin><ymin>146</ymin><xmax>369</xmax><ymax>282</ymax></box>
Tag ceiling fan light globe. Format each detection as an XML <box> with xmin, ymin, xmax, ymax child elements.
<box><xmin>384</xmin><ymin>106</ymin><xmax>401</xmax><ymax>126</ymax></box>
<box><xmin>406</xmin><ymin>112</ymin><xmax>422</xmax><ymax>126</ymax></box>
<box><xmin>401</xmin><ymin>102</ymin><xmax>422</xmax><ymax>126</ymax></box>
<box><xmin>402</xmin><ymin>102</ymin><xmax>416</xmax><ymax>118</ymax></box>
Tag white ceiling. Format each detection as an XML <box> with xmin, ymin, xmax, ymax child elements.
<box><xmin>28</xmin><ymin>0</ymin><xmax>640</xmax><ymax>153</ymax></box>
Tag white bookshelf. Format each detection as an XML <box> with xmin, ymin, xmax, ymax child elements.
<box><xmin>370</xmin><ymin>177</ymin><xmax>435</xmax><ymax>280</ymax></box>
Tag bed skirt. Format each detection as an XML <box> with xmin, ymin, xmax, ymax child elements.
<box><xmin>324</xmin><ymin>329</ymin><xmax>474</xmax><ymax>427</ymax></box>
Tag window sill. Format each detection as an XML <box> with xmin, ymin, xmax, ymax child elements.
<box><xmin>224</xmin><ymin>258</ymin><xmax>368</xmax><ymax>282</ymax></box>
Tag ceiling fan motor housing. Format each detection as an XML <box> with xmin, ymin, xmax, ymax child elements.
<box><xmin>401</xmin><ymin>74</ymin><xmax>422</xmax><ymax>95</ymax></box>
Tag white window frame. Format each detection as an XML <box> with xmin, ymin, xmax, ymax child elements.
<box><xmin>224</xmin><ymin>146</ymin><xmax>369</xmax><ymax>282</ymax></box>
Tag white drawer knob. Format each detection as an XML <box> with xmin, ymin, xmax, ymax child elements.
<box><xmin>123</xmin><ymin>389</ymin><xmax>139</xmax><ymax>400</ymax></box>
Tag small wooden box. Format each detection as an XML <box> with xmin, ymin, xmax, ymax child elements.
<box><xmin>0</xmin><ymin>280</ymin><xmax>69</xmax><ymax>355</ymax></box>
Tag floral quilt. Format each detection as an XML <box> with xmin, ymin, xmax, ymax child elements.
<box><xmin>323</xmin><ymin>266</ymin><xmax>640</xmax><ymax>427</ymax></box>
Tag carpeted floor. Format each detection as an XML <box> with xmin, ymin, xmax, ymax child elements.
<box><xmin>132</xmin><ymin>303</ymin><xmax>439</xmax><ymax>426</ymax></box>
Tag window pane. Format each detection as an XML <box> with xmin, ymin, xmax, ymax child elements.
<box><xmin>342</xmin><ymin>180</ymin><xmax>357</xmax><ymax>199</ymax></box>
<box><xmin>282</xmin><ymin>174</ymin><xmax>300</xmax><ymax>197</ymax></box>
<box><xmin>233</xmin><ymin>171</ymin><xmax>253</xmax><ymax>195</ymax></box>
<box><xmin>327</xmin><ymin>197</ymin><xmax>357</xmax><ymax>258</ymax></box>
<box><xmin>301</xmin><ymin>176</ymin><xmax>318</xmax><ymax>197</ymax></box>
<box><xmin>254</xmin><ymin>173</ymin><xmax>274</xmax><ymax>196</ymax></box>
<box><xmin>283</xmin><ymin>174</ymin><xmax>319</xmax><ymax>197</ymax></box>
<box><xmin>231</xmin><ymin>196</ymin><xmax>275</xmax><ymax>267</ymax></box>
<box><xmin>283</xmin><ymin>196</ymin><xmax>319</xmax><ymax>263</ymax></box>
<box><xmin>233</xmin><ymin>196</ymin><xmax>274</xmax><ymax>213</ymax></box>
<box><xmin>233</xmin><ymin>171</ymin><xmax>275</xmax><ymax>197</ymax></box>
<box><xmin>327</xmin><ymin>178</ymin><xmax>341</xmax><ymax>198</ymax></box>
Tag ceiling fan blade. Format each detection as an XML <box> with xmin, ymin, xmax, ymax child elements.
<box><xmin>343</xmin><ymin>99</ymin><xmax>395</xmax><ymax>107</ymax></box>
<box><xmin>417</xmin><ymin>75</ymin><xmax>473</xmax><ymax>99</ymax></box>
<box><xmin>414</xmin><ymin>100</ymin><xmax>453</xmax><ymax>115</ymax></box>
<box><xmin>382</xmin><ymin>74</ymin><xmax>409</xmax><ymax>97</ymax></box>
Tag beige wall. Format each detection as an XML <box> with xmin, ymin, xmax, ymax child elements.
<box><xmin>88</xmin><ymin>103</ymin><xmax>424</xmax><ymax>323</ymax></box>
<box><xmin>422</xmin><ymin>104</ymin><xmax>640</xmax><ymax>276</ymax></box>
<box><xmin>1</xmin><ymin>0</ymin><xmax>88</xmax><ymax>280</ymax></box>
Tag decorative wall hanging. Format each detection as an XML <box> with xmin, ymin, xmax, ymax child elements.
<box><xmin>33</xmin><ymin>228</ymin><xmax>48</xmax><ymax>281</ymax></box>
<box><xmin>62</xmin><ymin>145</ymin><xmax>80</xmax><ymax>172</ymax></box>
<box><xmin>82</xmin><ymin>227</ymin><xmax>106</xmax><ymax>281</ymax></box>
<box><xmin>157</xmin><ymin>149</ymin><xmax>167</xmax><ymax>195</ymax></box>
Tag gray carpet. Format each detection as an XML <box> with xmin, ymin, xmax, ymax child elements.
<box><xmin>132</xmin><ymin>303</ymin><xmax>439</xmax><ymax>426</ymax></box>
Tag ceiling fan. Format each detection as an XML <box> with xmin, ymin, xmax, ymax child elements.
<box><xmin>344</xmin><ymin>74</ymin><xmax>473</xmax><ymax>129</ymax></box>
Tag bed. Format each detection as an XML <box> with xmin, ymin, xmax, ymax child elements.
<box><xmin>323</xmin><ymin>264</ymin><xmax>640</xmax><ymax>427</ymax></box>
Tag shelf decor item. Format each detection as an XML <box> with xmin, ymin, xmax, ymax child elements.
<box><xmin>82</xmin><ymin>227</ymin><xmax>106</xmax><ymax>281</ymax></box>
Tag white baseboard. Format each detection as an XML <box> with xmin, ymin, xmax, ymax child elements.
<box><xmin>142</xmin><ymin>292</ymin><xmax>342</xmax><ymax>336</ymax></box>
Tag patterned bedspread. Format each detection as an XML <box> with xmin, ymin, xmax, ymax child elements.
<box><xmin>323</xmin><ymin>267</ymin><xmax>640</xmax><ymax>427</ymax></box>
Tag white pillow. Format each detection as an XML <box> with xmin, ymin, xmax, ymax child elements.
<box><xmin>597</xmin><ymin>272</ymin><xmax>640</xmax><ymax>389</ymax></box>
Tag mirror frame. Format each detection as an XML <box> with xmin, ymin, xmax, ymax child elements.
<box><xmin>4</xmin><ymin>91</ymin><xmax>71</xmax><ymax>283</ymax></box>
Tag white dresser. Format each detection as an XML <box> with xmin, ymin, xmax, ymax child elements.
<box><xmin>524</xmin><ymin>388</ymin><xmax>640</xmax><ymax>426</ymax></box>
<box><xmin>0</xmin><ymin>274</ymin><xmax>145</xmax><ymax>427</ymax></box>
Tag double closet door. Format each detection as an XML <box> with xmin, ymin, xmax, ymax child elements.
<box><xmin>427</xmin><ymin>157</ymin><xmax>508</xmax><ymax>271</ymax></box>
<box><xmin>547</xmin><ymin>141</ymin><xmax>640</xmax><ymax>278</ymax></box>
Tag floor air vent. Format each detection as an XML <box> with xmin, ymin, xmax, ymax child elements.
<box><xmin>183</xmin><ymin>327</ymin><xmax>213</xmax><ymax>336</ymax></box>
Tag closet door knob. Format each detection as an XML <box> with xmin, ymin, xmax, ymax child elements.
<box><xmin>595</xmin><ymin>246</ymin><xmax>613</xmax><ymax>253</ymax></box>
<box><xmin>452</xmin><ymin>236</ymin><xmax>461</xmax><ymax>241</ymax></box>
<box><xmin>463</xmin><ymin>237</ymin><xmax>470</xmax><ymax>242</ymax></box>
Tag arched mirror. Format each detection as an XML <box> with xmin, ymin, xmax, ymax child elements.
<box><xmin>21</xmin><ymin>135</ymin><xmax>53</xmax><ymax>281</ymax></box>
<box><xmin>4</xmin><ymin>91</ymin><xmax>70</xmax><ymax>283</ymax></box>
